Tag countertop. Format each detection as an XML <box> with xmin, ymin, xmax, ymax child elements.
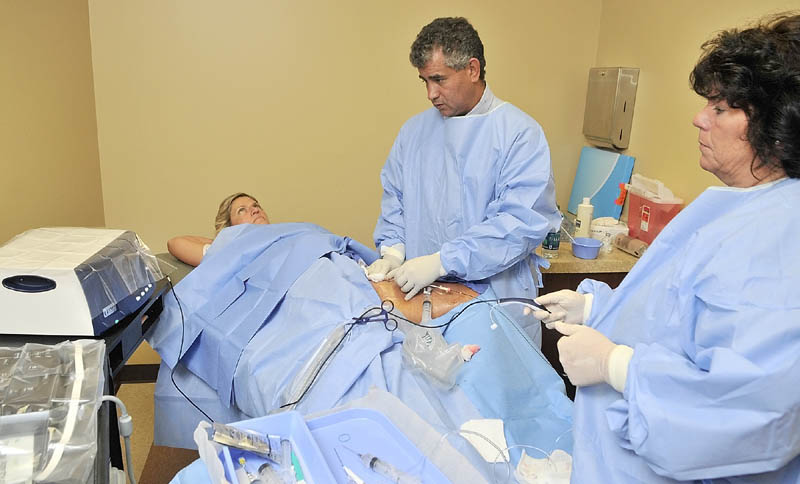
<box><xmin>535</xmin><ymin>242</ymin><xmax>639</xmax><ymax>274</ymax></box>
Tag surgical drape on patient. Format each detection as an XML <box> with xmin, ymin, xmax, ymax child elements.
<box><xmin>147</xmin><ymin>223</ymin><xmax>573</xmax><ymax>459</ymax></box>
<box><xmin>147</xmin><ymin>223</ymin><xmax>378</xmax><ymax>406</ymax></box>
<box><xmin>374</xmin><ymin>103</ymin><xmax>560</xmax><ymax>344</ymax></box>
<box><xmin>572</xmin><ymin>178</ymin><xmax>800</xmax><ymax>483</ymax></box>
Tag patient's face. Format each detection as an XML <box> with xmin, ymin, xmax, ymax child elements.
<box><xmin>230</xmin><ymin>196</ymin><xmax>269</xmax><ymax>226</ymax></box>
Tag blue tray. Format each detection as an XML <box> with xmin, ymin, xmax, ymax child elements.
<box><xmin>308</xmin><ymin>408</ymin><xmax>450</xmax><ymax>483</ymax></box>
<box><xmin>220</xmin><ymin>410</ymin><xmax>336</xmax><ymax>484</ymax></box>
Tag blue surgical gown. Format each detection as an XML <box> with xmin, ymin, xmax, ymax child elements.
<box><xmin>374</xmin><ymin>103</ymin><xmax>560</xmax><ymax>344</ymax></box>
<box><xmin>572</xmin><ymin>178</ymin><xmax>800</xmax><ymax>483</ymax></box>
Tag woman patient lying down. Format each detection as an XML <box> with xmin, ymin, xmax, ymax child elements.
<box><xmin>168</xmin><ymin>192</ymin><xmax>479</xmax><ymax>325</ymax></box>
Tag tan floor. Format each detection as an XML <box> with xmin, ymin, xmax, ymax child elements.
<box><xmin>116</xmin><ymin>382</ymin><xmax>156</xmax><ymax>482</ymax></box>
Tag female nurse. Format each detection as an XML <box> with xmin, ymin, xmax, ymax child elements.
<box><xmin>534</xmin><ymin>13</ymin><xmax>800</xmax><ymax>483</ymax></box>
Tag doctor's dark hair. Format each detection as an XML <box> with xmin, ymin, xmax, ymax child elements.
<box><xmin>690</xmin><ymin>12</ymin><xmax>800</xmax><ymax>179</ymax></box>
<box><xmin>410</xmin><ymin>17</ymin><xmax>486</xmax><ymax>80</ymax></box>
<box><xmin>214</xmin><ymin>192</ymin><xmax>260</xmax><ymax>234</ymax></box>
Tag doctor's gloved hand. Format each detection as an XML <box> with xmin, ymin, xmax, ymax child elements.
<box><xmin>553</xmin><ymin>322</ymin><xmax>633</xmax><ymax>392</ymax></box>
<box><xmin>366</xmin><ymin>254</ymin><xmax>403</xmax><ymax>282</ymax></box>
<box><xmin>533</xmin><ymin>290</ymin><xmax>593</xmax><ymax>328</ymax></box>
<box><xmin>387</xmin><ymin>252</ymin><xmax>446</xmax><ymax>300</ymax></box>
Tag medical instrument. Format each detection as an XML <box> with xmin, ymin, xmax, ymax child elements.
<box><xmin>421</xmin><ymin>286</ymin><xmax>433</xmax><ymax>322</ymax></box>
<box><xmin>279</xmin><ymin>439</ymin><xmax>295</xmax><ymax>483</ymax></box>
<box><xmin>257</xmin><ymin>462</ymin><xmax>284</xmax><ymax>484</ymax></box>
<box><xmin>345</xmin><ymin>447</ymin><xmax>422</xmax><ymax>484</ymax></box>
<box><xmin>238</xmin><ymin>457</ymin><xmax>264</xmax><ymax>483</ymax></box>
<box><xmin>334</xmin><ymin>447</ymin><xmax>365</xmax><ymax>484</ymax></box>
<box><xmin>278</xmin><ymin>323</ymin><xmax>348</xmax><ymax>409</ymax></box>
<box><xmin>428</xmin><ymin>283</ymin><xmax>451</xmax><ymax>293</ymax></box>
<box><xmin>528</xmin><ymin>290</ymin><xmax>586</xmax><ymax>328</ymax></box>
<box><xmin>0</xmin><ymin>227</ymin><xmax>163</xmax><ymax>336</ymax></box>
<box><xmin>194</xmin><ymin>421</ymin><xmax>228</xmax><ymax>484</ymax></box>
<box><xmin>291</xmin><ymin>451</ymin><xmax>307</xmax><ymax>483</ymax></box>
<box><xmin>280</xmin><ymin>301</ymin><xmax>399</xmax><ymax>409</ymax></box>
<box><xmin>257</xmin><ymin>463</ymin><xmax>280</xmax><ymax>484</ymax></box>
<box><xmin>211</xmin><ymin>421</ymin><xmax>281</xmax><ymax>459</ymax></box>
<box><xmin>428</xmin><ymin>283</ymin><xmax>476</xmax><ymax>298</ymax></box>
<box><xmin>235</xmin><ymin>461</ymin><xmax>251</xmax><ymax>484</ymax></box>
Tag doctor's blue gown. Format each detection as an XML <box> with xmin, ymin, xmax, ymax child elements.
<box><xmin>374</xmin><ymin>101</ymin><xmax>560</xmax><ymax>344</ymax></box>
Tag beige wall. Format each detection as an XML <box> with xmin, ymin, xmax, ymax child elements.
<box><xmin>595</xmin><ymin>0</ymin><xmax>798</xmax><ymax>208</ymax></box>
<box><xmin>0</xmin><ymin>0</ymin><xmax>104</xmax><ymax>244</ymax></box>
<box><xmin>3</xmin><ymin>2</ymin><xmax>796</xmax><ymax>249</ymax></box>
<box><xmin>88</xmin><ymin>1</ymin><xmax>602</xmax><ymax>251</ymax></box>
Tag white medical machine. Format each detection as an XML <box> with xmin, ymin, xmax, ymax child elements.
<box><xmin>0</xmin><ymin>227</ymin><xmax>163</xmax><ymax>336</ymax></box>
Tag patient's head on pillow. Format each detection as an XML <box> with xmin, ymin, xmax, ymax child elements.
<box><xmin>215</xmin><ymin>192</ymin><xmax>270</xmax><ymax>234</ymax></box>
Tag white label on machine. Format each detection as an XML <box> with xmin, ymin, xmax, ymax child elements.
<box><xmin>102</xmin><ymin>302</ymin><xmax>117</xmax><ymax>318</ymax></box>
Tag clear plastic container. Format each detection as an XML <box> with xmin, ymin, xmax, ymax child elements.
<box><xmin>0</xmin><ymin>340</ymin><xmax>105</xmax><ymax>484</ymax></box>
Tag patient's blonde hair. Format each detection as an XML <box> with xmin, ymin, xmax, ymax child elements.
<box><xmin>214</xmin><ymin>192</ymin><xmax>260</xmax><ymax>234</ymax></box>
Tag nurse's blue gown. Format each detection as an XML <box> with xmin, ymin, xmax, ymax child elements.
<box><xmin>573</xmin><ymin>178</ymin><xmax>800</xmax><ymax>483</ymax></box>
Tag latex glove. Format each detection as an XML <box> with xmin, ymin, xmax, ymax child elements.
<box><xmin>553</xmin><ymin>322</ymin><xmax>633</xmax><ymax>392</ymax></box>
<box><xmin>387</xmin><ymin>252</ymin><xmax>446</xmax><ymax>300</ymax></box>
<box><xmin>366</xmin><ymin>254</ymin><xmax>403</xmax><ymax>282</ymax></box>
<box><xmin>533</xmin><ymin>290</ymin><xmax>593</xmax><ymax>328</ymax></box>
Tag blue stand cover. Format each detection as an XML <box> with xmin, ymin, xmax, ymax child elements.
<box><xmin>567</xmin><ymin>147</ymin><xmax>635</xmax><ymax>219</ymax></box>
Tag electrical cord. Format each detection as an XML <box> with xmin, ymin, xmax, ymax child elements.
<box><xmin>166</xmin><ymin>277</ymin><xmax>550</xmax><ymax>415</ymax></box>
<box><xmin>166</xmin><ymin>276</ymin><xmax>214</xmax><ymax>422</ymax></box>
<box><xmin>388</xmin><ymin>297</ymin><xmax>549</xmax><ymax>331</ymax></box>
<box><xmin>102</xmin><ymin>395</ymin><xmax>137</xmax><ymax>484</ymax></box>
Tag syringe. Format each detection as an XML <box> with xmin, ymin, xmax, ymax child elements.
<box><xmin>349</xmin><ymin>448</ymin><xmax>422</xmax><ymax>484</ymax></box>
<box><xmin>421</xmin><ymin>286</ymin><xmax>433</xmax><ymax>323</ymax></box>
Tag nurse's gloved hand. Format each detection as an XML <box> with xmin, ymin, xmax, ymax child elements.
<box><xmin>553</xmin><ymin>322</ymin><xmax>633</xmax><ymax>392</ymax></box>
<box><xmin>387</xmin><ymin>253</ymin><xmax>446</xmax><ymax>300</ymax></box>
<box><xmin>366</xmin><ymin>254</ymin><xmax>403</xmax><ymax>282</ymax></box>
<box><xmin>533</xmin><ymin>290</ymin><xmax>593</xmax><ymax>328</ymax></box>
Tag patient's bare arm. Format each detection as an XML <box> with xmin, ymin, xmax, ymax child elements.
<box><xmin>369</xmin><ymin>281</ymin><xmax>477</xmax><ymax>324</ymax></box>
<box><xmin>167</xmin><ymin>235</ymin><xmax>213</xmax><ymax>267</ymax></box>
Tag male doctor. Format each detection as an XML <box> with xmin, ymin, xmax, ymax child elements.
<box><xmin>367</xmin><ymin>16</ymin><xmax>560</xmax><ymax>345</ymax></box>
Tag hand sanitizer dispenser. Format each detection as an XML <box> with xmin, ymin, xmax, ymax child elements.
<box><xmin>582</xmin><ymin>67</ymin><xmax>639</xmax><ymax>149</ymax></box>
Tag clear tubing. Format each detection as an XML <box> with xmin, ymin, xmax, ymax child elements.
<box><xmin>280</xmin><ymin>324</ymin><xmax>346</xmax><ymax>408</ymax></box>
<box><xmin>424</xmin><ymin>428</ymin><xmax>513</xmax><ymax>484</ymax></box>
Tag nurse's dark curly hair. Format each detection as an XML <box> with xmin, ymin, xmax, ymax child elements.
<box><xmin>410</xmin><ymin>17</ymin><xmax>486</xmax><ymax>80</ymax></box>
<box><xmin>690</xmin><ymin>12</ymin><xmax>800</xmax><ymax>179</ymax></box>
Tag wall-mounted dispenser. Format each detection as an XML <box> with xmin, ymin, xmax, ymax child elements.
<box><xmin>582</xmin><ymin>67</ymin><xmax>639</xmax><ymax>150</ymax></box>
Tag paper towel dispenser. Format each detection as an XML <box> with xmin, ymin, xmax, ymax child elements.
<box><xmin>583</xmin><ymin>67</ymin><xmax>639</xmax><ymax>150</ymax></box>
